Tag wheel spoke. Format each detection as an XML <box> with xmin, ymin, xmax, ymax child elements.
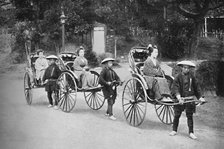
<box><xmin>123</xmin><ymin>102</ymin><xmax>132</xmax><ymax>107</ymax></box>
<box><xmin>129</xmin><ymin>106</ymin><xmax>135</xmax><ymax>125</ymax></box>
<box><xmin>124</xmin><ymin>103</ymin><xmax>133</xmax><ymax>114</ymax></box>
<box><xmin>136</xmin><ymin>104</ymin><xmax>144</xmax><ymax>117</ymax></box>
<box><xmin>95</xmin><ymin>92</ymin><xmax>104</xmax><ymax>102</ymax></box>
<box><xmin>135</xmin><ymin>104</ymin><xmax>143</xmax><ymax>121</ymax></box>
<box><xmin>96</xmin><ymin>92</ymin><xmax>104</xmax><ymax>98</ymax></box>
<box><xmin>84</xmin><ymin>72</ymin><xmax>105</xmax><ymax>110</ymax></box>
<box><xmin>158</xmin><ymin>105</ymin><xmax>165</xmax><ymax>117</ymax></box>
<box><xmin>85</xmin><ymin>92</ymin><xmax>92</xmax><ymax>98</ymax></box>
<box><xmin>162</xmin><ymin>106</ymin><xmax>166</xmax><ymax>122</ymax></box>
<box><xmin>122</xmin><ymin>78</ymin><xmax>147</xmax><ymax>126</ymax></box>
<box><xmin>94</xmin><ymin>94</ymin><xmax>101</xmax><ymax>108</ymax></box>
<box><xmin>156</xmin><ymin>105</ymin><xmax>163</xmax><ymax>111</ymax></box>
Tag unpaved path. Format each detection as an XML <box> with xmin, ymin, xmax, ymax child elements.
<box><xmin>0</xmin><ymin>63</ymin><xmax>224</xmax><ymax>149</ymax></box>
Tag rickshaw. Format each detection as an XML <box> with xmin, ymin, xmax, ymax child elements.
<box><xmin>56</xmin><ymin>54</ymin><xmax>106</xmax><ymax>113</ymax></box>
<box><xmin>122</xmin><ymin>47</ymin><xmax>206</xmax><ymax>126</ymax></box>
<box><xmin>24</xmin><ymin>51</ymin><xmax>105</xmax><ymax>113</ymax></box>
<box><xmin>24</xmin><ymin>51</ymin><xmax>44</xmax><ymax>105</ymax></box>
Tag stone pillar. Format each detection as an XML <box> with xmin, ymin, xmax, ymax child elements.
<box><xmin>92</xmin><ymin>23</ymin><xmax>106</xmax><ymax>54</ymax></box>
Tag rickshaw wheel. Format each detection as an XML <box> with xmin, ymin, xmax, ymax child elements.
<box><xmin>57</xmin><ymin>71</ymin><xmax>77</xmax><ymax>113</ymax></box>
<box><xmin>24</xmin><ymin>72</ymin><xmax>32</xmax><ymax>105</ymax></box>
<box><xmin>122</xmin><ymin>77</ymin><xmax>147</xmax><ymax>126</ymax></box>
<box><xmin>84</xmin><ymin>71</ymin><xmax>105</xmax><ymax>110</ymax></box>
<box><xmin>154</xmin><ymin>104</ymin><xmax>174</xmax><ymax>125</ymax></box>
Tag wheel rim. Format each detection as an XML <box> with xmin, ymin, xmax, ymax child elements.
<box><xmin>57</xmin><ymin>71</ymin><xmax>77</xmax><ymax>112</ymax></box>
<box><xmin>84</xmin><ymin>91</ymin><xmax>105</xmax><ymax>110</ymax></box>
<box><xmin>122</xmin><ymin>78</ymin><xmax>147</xmax><ymax>126</ymax></box>
<box><xmin>24</xmin><ymin>72</ymin><xmax>32</xmax><ymax>105</ymax></box>
<box><xmin>155</xmin><ymin>104</ymin><xmax>174</xmax><ymax>125</ymax></box>
<box><xmin>84</xmin><ymin>71</ymin><xmax>105</xmax><ymax>110</ymax></box>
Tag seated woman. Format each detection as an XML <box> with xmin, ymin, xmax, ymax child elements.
<box><xmin>143</xmin><ymin>44</ymin><xmax>171</xmax><ymax>102</ymax></box>
<box><xmin>35</xmin><ymin>50</ymin><xmax>48</xmax><ymax>85</ymax></box>
<box><xmin>73</xmin><ymin>46</ymin><xmax>94</xmax><ymax>88</ymax></box>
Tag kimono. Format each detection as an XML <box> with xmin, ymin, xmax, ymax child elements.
<box><xmin>143</xmin><ymin>57</ymin><xmax>163</xmax><ymax>77</ymax></box>
<box><xmin>35</xmin><ymin>57</ymin><xmax>48</xmax><ymax>81</ymax></box>
<box><xmin>73</xmin><ymin>56</ymin><xmax>94</xmax><ymax>88</ymax></box>
<box><xmin>143</xmin><ymin>57</ymin><xmax>170</xmax><ymax>99</ymax></box>
<box><xmin>99</xmin><ymin>66</ymin><xmax>121</xmax><ymax>104</ymax></box>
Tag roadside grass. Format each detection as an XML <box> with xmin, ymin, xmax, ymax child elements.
<box><xmin>196</xmin><ymin>94</ymin><xmax>224</xmax><ymax>130</ymax></box>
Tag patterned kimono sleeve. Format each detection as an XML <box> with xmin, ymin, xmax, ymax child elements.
<box><xmin>73</xmin><ymin>58</ymin><xmax>83</xmax><ymax>71</ymax></box>
<box><xmin>143</xmin><ymin>59</ymin><xmax>159</xmax><ymax>76</ymax></box>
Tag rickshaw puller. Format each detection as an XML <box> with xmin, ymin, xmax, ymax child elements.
<box><xmin>169</xmin><ymin>60</ymin><xmax>205</xmax><ymax>140</ymax></box>
<box><xmin>43</xmin><ymin>55</ymin><xmax>62</xmax><ymax>109</ymax></box>
<box><xmin>99</xmin><ymin>58</ymin><xmax>122</xmax><ymax>121</ymax></box>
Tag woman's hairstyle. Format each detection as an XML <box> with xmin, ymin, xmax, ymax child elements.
<box><xmin>37</xmin><ymin>49</ymin><xmax>43</xmax><ymax>55</ymax></box>
<box><xmin>148</xmin><ymin>47</ymin><xmax>154</xmax><ymax>56</ymax></box>
<box><xmin>147</xmin><ymin>44</ymin><xmax>158</xmax><ymax>56</ymax></box>
<box><xmin>77</xmin><ymin>47</ymin><xmax>85</xmax><ymax>56</ymax></box>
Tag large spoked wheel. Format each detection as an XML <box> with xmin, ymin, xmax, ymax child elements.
<box><xmin>122</xmin><ymin>77</ymin><xmax>147</xmax><ymax>126</ymax></box>
<box><xmin>57</xmin><ymin>71</ymin><xmax>77</xmax><ymax>112</ymax></box>
<box><xmin>24</xmin><ymin>72</ymin><xmax>32</xmax><ymax>105</ymax></box>
<box><xmin>154</xmin><ymin>104</ymin><xmax>174</xmax><ymax>125</ymax></box>
<box><xmin>84</xmin><ymin>71</ymin><xmax>105</xmax><ymax>110</ymax></box>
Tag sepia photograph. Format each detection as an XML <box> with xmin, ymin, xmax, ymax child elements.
<box><xmin>0</xmin><ymin>0</ymin><xmax>224</xmax><ymax>149</ymax></box>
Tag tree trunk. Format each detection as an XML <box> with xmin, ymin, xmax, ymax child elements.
<box><xmin>188</xmin><ymin>19</ymin><xmax>203</xmax><ymax>59</ymax></box>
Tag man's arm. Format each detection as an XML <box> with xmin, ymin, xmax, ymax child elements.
<box><xmin>99</xmin><ymin>69</ymin><xmax>108</xmax><ymax>86</ymax></box>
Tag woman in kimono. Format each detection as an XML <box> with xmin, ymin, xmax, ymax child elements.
<box><xmin>73</xmin><ymin>46</ymin><xmax>94</xmax><ymax>88</ymax></box>
<box><xmin>143</xmin><ymin>45</ymin><xmax>171</xmax><ymax>102</ymax></box>
<box><xmin>35</xmin><ymin>50</ymin><xmax>48</xmax><ymax>85</ymax></box>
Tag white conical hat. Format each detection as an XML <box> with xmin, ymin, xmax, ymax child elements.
<box><xmin>177</xmin><ymin>60</ymin><xmax>196</xmax><ymax>67</ymax></box>
<box><xmin>101</xmin><ymin>58</ymin><xmax>115</xmax><ymax>64</ymax></box>
<box><xmin>46</xmin><ymin>55</ymin><xmax>58</xmax><ymax>60</ymax></box>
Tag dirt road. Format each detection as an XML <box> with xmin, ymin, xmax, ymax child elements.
<box><xmin>0</xmin><ymin>64</ymin><xmax>224</xmax><ymax>149</ymax></box>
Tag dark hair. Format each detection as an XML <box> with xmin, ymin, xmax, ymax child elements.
<box><xmin>37</xmin><ymin>50</ymin><xmax>43</xmax><ymax>55</ymax></box>
<box><xmin>147</xmin><ymin>47</ymin><xmax>154</xmax><ymax>56</ymax></box>
<box><xmin>77</xmin><ymin>48</ymin><xmax>85</xmax><ymax>56</ymax></box>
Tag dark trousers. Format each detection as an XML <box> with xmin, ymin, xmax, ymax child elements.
<box><xmin>173</xmin><ymin>104</ymin><xmax>194</xmax><ymax>133</ymax></box>
<box><xmin>103</xmin><ymin>87</ymin><xmax>117</xmax><ymax>116</ymax></box>
<box><xmin>106</xmin><ymin>97</ymin><xmax>116</xmax><ymax>116</ymax></box>
<box><xmin>47</xmin><ymin>91</ymin><xmax>58</xmax><ymax>106</ymax></box>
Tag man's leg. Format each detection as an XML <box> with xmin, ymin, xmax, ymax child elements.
<box><xmin>107</xmin><ymin>99</ymin><xmax>113</xmax><ymax>116</ymax></box>
<box><xmin>186</xmin><ymin>112</ymin><xmax>194</xmax><ymax>134</ymax></box>
<box><xmin>172</xmin><ymin>105</ymin><xmax>182</xmax><ymax>132</ymax></box>
<box><xmin>47</xmin><ymin>91</ymin><xmax>53</xmax><ymax>105</ymax></box>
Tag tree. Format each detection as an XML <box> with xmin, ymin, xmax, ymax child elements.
<box><xmin>10</xmin><ymin>0</ymin><xmax>95</xmax><ymax>52</ymax></box>
<box><xmin>144</xmin><ymin>0</ymin><xmax>224</xmax><ymax>57</ymax></box>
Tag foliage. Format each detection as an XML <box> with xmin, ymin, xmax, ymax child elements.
<box><xmin>4</xmin><ymin>0</ymin><xmax>224</xmax><ymax>63</ymax></box>
<box><xmin>195</xmin><ymin>61</ymin><xmax>219</xmax><ymax>93</ymax></box>
<box><xmin>83</xmin><ymin>44</ymin><xmax>99</xmax><ymax>67</ymax></box>
<box><xmin>9</xmin><ymin>21</ymin><xmax>27</xmax><ymax>63</ymax></box>
<box><xmin>98</xmin><ymin>52</ymin><xmax>113</xmax><ymax>64</ymax></box>
<box><xmin>157</xmin><ymin>19</ymin><xmax>194</xmax><ymax>60</ymax></box>
<box><xmin>195</xmin><ymin>37</ymin><xmax>224</xmax><ymax>60</ymax></box>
